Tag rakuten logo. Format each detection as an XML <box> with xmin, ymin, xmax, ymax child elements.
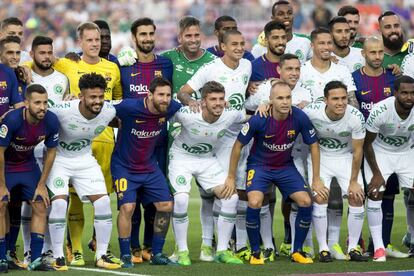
<box><xmin>263</xmin><ymin>141</ymin><xmax>294</xmax><ymax>151</ymax></box>
<box><xmin>131</xmin><ymin>128</ymin><xmax>161</xmax><ymax>138</ymax></box>
<box><xmin>0</xmin><ymin>97</ymin><xmax>9</xmax><ymax>104</ymax></box>
<box><xmin>130</xmin><ymin>84</ymin><xmax>148</xmax><ymax>94</ymax></box>
<box><xmin>361</xmin><ymin>101</ymin><xmax>373</xmax><ymax>111</ymax></box>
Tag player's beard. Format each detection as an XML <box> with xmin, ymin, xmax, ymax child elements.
<box><xmin>333</xmin><ymin>38</ymin><xmax>349</xmax><ymax>50</ymax></box>
<box><xmin>269</xmin><ymin>45</ymin><xmax>285</xmax><ymax>57</ymax></box>
<box><xmin>28</xmin><ymin>106</ymin><xmax>45</xmax><ymax>121</ymax></box>
<box><xmin>137</xmin><ymin>41</ymin><xmax>155</xmax><ymax>54</ymax></box>
<box><xmin>396</xmin><ymin>95</ymin><xmax>414</xmax><ymax>110</ymax></box>
<box><xmin>349</xmin><ymin>29</ymin><xmax>357</xmax><ymax>40</ymax></box>
<box><xmin>34</xmin><ymin>58</ymin><xmax>52</xmax><ymax>71</ymax></box>
<box><xmin>382</xmin><ymin>33</ymin><xmax>404</xmax><ymax>51</ymax></box>
<box><xmin>154</xmin><ymin>101</ymin><xmax>168</xmax><ymax>113</ymax></box>
<box><xmin>86</xmin><ymin>103</ymin><xmax>103</xmax><ymax>115</ymax></box>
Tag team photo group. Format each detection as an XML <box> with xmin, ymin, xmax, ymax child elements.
<box><xmin>0</xmin><ymin>0</ymin><xmax>414</xmax><ymax>273</ymax></box>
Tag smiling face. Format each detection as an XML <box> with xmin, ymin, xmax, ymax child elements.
<box><xmin>25</xmin><ymin>92</ymin><xmax>48</xmax><ymax>121</ymax></box>
<box><xmin>324</xmin><ymin>87</ymin><xmax>348</xmax><ymax>118</ymax></box>
<box><xmin>203</xmin><ymin>91</ymin><xmax>225</xmax><ymax>118</ymax></box>
<box><xmin>379</xmin><ymin>14</ymin><xmax>404</xmax><ymax>51</ymax></box>
<box><xmin>179</xmin><ymin>25</ymin><xmax>201</xmax><ymax>55</ymax></box>
<box><xmin>312</xmin><ymin>32</ymin><xmax>333</xmax><ymax>61</ymax></box>
<box><xmin>220</xmin><ymin>33</ymin><xmax>245</xmax><ymax>62</ymax></box>
<box><xmin>0</xmin><ymin>41</ymin><xmax>20</xmax><ymax>69</ymax></box>
<box><xmin>79</xmin><ymin>29</ymin><xmax>101</xmax><ymax>59</ymax></box>
<box><xmin>266</xmin><ymin>28</ymin><xmax>287</xmax><ymax>56</ymax></box>
<box><xmin>79</xmin><ymin>87</ymin><xmax>105</xmax><ymax>115</ymax></box>
<box><xmin>271</xmin><ymin>3</ymin><xmax>294</xmax><ymax>32</ymax></box>
<box><xmin>132</xmin><ymin>25</ymin><xmax>155</xmax><ymax>54</ymax></box>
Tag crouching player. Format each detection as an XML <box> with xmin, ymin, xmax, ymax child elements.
<box><xmin>225</xmin><ymin>81</ymin><xmax>320</xmax><ymax>264</ymax></box>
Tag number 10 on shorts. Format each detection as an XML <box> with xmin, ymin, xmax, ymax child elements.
<box><xmin>114</xmin><ymin>178</ymin><xmax>128</xmax><ymax>193</ymax></box>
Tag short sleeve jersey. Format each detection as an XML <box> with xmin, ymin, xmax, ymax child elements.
<box><xmin>0</xmin><ymin>108</ymin><xmax>59</xmax><ymax>172</ymax></box>
<box><xmin>303</xmin><ymin>102</ymin><xmax>366</xmax><ymax>156</ymax></box>
<box><xmin>366</xmin><ymin>96</ymin><xmax>414</xmax><ymax>153</ymax></box>
<box><xmin>49</xmin><ymin>100</ymin><xmax>116</xmax><ymax>158</ymax></box>
<box><xmin>112</xmin><ymin>98</ymin><xmax>181</xmax><ymax>173</ymax></box>
<box><xmin>352</xmin><ymin>68</ymin><xmax>395</xmax><ymax>120</ymax></box>
<box><xmin>250</xmin><ymin>55</ymin><xmax>280</xmax><ymax>82</ymax></box>
<box><xmin>170</xmin><ymin>107</ymin><xmax>245</xmax><ymax>157</ymax></box>
<box><xmin>0</xmin><ymin>64</ymin><xmax>22</xmax><ymax>116</ymax></box>
<box><xmin>120</xmin><ymin>55</ymin><xmax>173</xmax><ymax>99</ymax></box>
<box><xmin>332</xmin><ymin>47</ymin><xmax>365</xmax><ymax>73</ymax></box>
<box><xmin>238</xmin><ymin>107</ymin><xmax>318</xmax><ymax>169</ymax></box>
<box><xmin>300</xmin><ymin>61</ymin><xmax>356</xmax><ymax>102</ymax></box>
<box><xmin>32</xmin><ymin>70</ymin><xmax>69</xmax><ymax>107</ymax></box>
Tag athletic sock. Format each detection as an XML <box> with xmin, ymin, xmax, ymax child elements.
<box><xmin>381</xmin><ymin>197</ymin><xmax>394</xmax><ymax>247</ymax></box>
<box><xmin>21</xmin><ymin>202</ymin><xmax>32</xmax><ymax>254</ymax></box>
<box><xmin>260</xmin><ymin>204</ymin><xmax>274</xmax><ymax>249</ymax></box>
<box><xmin>49</xmin><ymin>199</ymin><xmax>67</xmax><ymax>258</ymax></box>
<box><xmin>327</xmin><ymin>208</ymin><xmax>342</xmax><ymax>249</ymax></box>
<box><xmin>236</xmin><ymin>200</ymin><xmax>248</xmax><ymax>250</ymax></box>
<box><xmin>93</xmin><ymin>196</ymin><xmax>112</xmax><ymax>259</ymax></box>
<box><xmin>8</xmin><ymin>204</ymin><xmax>21</xmax><ymax>253</ymax></box>
<box><xmin>313</xmin><ymin>203</ymin><xmax>329</xmax><ymax>252</ymax></box>
<box><xmin>200</xmin><ymin>197</ymin><xmax>214</xmax><ymax>247</ymax></box>
<box><xmin>348</xmin><ymin>206</ymin><xmax>365</xmax><ymax>252</ymax></box>
<box><xmin>217</xmin><ymin>195</ymin><xmax>238</xmax><ymax>252</ymax></box>
<box><xmin>246</xmin><ymin>206</ymin><xmax>261</xmax><ymax>253</ymax></box>
<box><xmin>289</xmin><ymin>204</ymin><xmax>298</xmax><ymax>250</ymax></box>
<box><xmin>172</xmin><ymin>193</ymin><xmax>189</xmax><ymax>252</ymax></box>
<box><xmin>293</xmin><ymin>206</ymin><xmax>312</xmax><ymax>253</ymax></box>
<box><xmin>68</xmin><ymin>193</ymin><xmax>84</xmax><ymax>254</ymax></box>
<box><xmin>30</xmin><ymin>233</ymin><xmax>44</xmax><ymax>261</ymax></box>
<box><xmin>119</xmin><ymin>237</ymin><xmax>130</xmax><ymax>257</ymax></box>
<box><xmin>152</xmin><ymin>211</ymin><xmax>171</xmax><ymax>255</ymax></box>
<box><xmin>367</xmin><ymin>199</ymin><xmax>385</xmax><ymax>250</ymax></box>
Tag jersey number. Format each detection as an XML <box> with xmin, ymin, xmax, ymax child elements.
<box><xmin>247</xmin><ymin>169</ymin><xmax>255</xmax><ymax>181</ymax></box>
<box><xmin>114</xmin><ymin>178</ymin><xmax>128</xmax><ymax>193</ymax></box>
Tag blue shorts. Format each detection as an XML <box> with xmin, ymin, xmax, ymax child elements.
<box><xmin>383</xmin><ymin>173</ymin><xmax>400</xmax><ymax>196</ymax></box>
<box><xmin>246</xmin><ymin>165</ymin><xmax>309</xmax><ymax>201</ymax></box>
<box><xmin>5</xmin><ymin>168</ymin><xmax>42</xmax><ymax>202</ymax></box>
<box><xmin>111</xmin><ymin>163</ymin><xmax>172</xmax><ymax>207</ymax></box>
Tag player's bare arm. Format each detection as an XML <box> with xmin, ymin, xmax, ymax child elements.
<box><xmin>223</xmin><ymin>140</ymin><xmax>244</xmax><ymax>199</ymax></box>
<box><xmin>178</xmin><ymin>84</ymin><xmax>201</xmax><ymax>112</ymax></box>
<box><xmin>348</xmin><ymin>138</ymin><xmax>365</xmax><ymax>204</ymax></box>
<box><xmin>309</xmin><ymin>141</ymin><xmax>328</xmax><ymax>201</ymax></box>
<box><xmin>363</xmin><ymin>130</ymin><xmax>384</xmax><ymax>198</ymax></box>
<box><xmin>33</xmin><ymin>147</ymin><xmax>57</xmax><ymax>208</ymax></box>
<box><xmin>348</xmin><ymin>90</ymin><xmax>359</xmax><ymax>108</ymax></box>
<box><xmin>0</xmin><ymin>147</ymin><xmax>9</xmax><ymax>202</ymax></box>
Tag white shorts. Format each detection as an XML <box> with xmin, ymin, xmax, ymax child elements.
<box><xmin>308</xmin><ymin>154</ymin><xmax>364</xmax><ymax>197</ymax></box>
<box><xmin>168</xmin><ymin>153</ymin><xmax>226</xmax><ymax>194</ymax></box>
<box><xmin>47</xmin><ymin>155</ymin><xmax>107</xmax><ymax>202</ymax></box>
<box><xmin>215</xmin><ymin>140</ymin><xmax>251</xmax><ymax>190</ymax></box>
<box><xmin>364</xmin><ymin>150</ymin><xmax>414</xmax><ymax>190</ymax></box>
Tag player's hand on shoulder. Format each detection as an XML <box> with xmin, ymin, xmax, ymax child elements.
<box><xmin>367</xmin><ymin>173</ymin><xmax>385</xmax><ymax>199</ymax></box>
<box><xmin>329</xmin><ymin>55</ymin><xmax>339</xmax><ymax>64</ymax></box>
<box><xmin>296</xmin><ymin>100</ymin><xmax>310</xmax><ymax>109</ymax></box>
<box><xmin>255</xmin><ymin>103</ymin><xmax>270</xmax><ymax>117</ymax></box>
<box><xmin>248</xmin><ymin>81</ymin><xmax>260</xmax><ymax>95</ymax></box>
<box><xmin>189</xmin><ymin>99</ymin><xmax>202</xmax><ymax>113</ymax></box>
<box><xmin>118</xmin><ymin>46</ymin><xmax>137</xmax><ymax>66</ymax></box>
<box><xmin>63</xmin><ymin>94</ymin><xmax>78</xmax><ymax>101</ymax></box>
<box><xmin>387</xmin><ymin>64</ymin><xmax>401</xmax><ymax>76</ymax></box>
<box><xmin>16</xmin><ymin>65</ymin><xmax>32</xmax><ymax>84</ymax></box>
<box><xmin>65</xmin><ymin>52</ymin><xmax>81</xmax><ymax>62</ymax></box>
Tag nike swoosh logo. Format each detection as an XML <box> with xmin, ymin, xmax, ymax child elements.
<box><xmin>361</xmin><ymin>90</ymin><xmax>371</xmax><ymax>95</ymax></box>
<box><xmin>265</xmin><ymin>135</ymin><xmax>274</xmax><ymax>138</ymax></box>
<box><xmin>131</xmin><ymin>72</ymin><xmax>141</xmax><ymax>77</ymax></box>
<box><xmin>135</xmin><ymin>120</ymin><xmax>145</xmax><ymax>124</ymax></box>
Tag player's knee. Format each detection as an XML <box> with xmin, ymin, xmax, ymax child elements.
<box><xmin>248</xmin><ymin>198</ymin><xmax>263</xmax><ymax>209</ymax></box>
<box><xmin>368</xmin><ymin>192</ymin><xmax>383</xmax><ymax>201</ymax></box>
<box><xmin>173</xmin><ymin>193</ymin><xmax>189</xmax><ymax>213</ymax></box>
<box><xmin>154</xmin><ymin>201</ymin><xmax>173</xmax><ymax>212</ymax></box>
<box><xmin>296</xmin><ymin>195</ymin><xmax>312</xmax><ymax>208</ymax></box>
<box><xmin>119</xmin><ymin>203</ymin><xmax>136</xmax><ymax>218</ymax></box>
<box><xmin>313</xmin><ymin>195</ymin><xmax>327</xmax><ymax>205</ymax></box>
<box><xmin>348</xmin><ymin>196</ymin><xmax>363</xmax><ymax>207</ymax></box>
<box><xmin>0</xmin><ymin>201</ymin><xmax>7</xmax><ymax>215</ymax></box>
<box><xmin>221</xmin><ymin>193</ymin><xmax>238</xmax><ymax>210</ymax></box>
<box><xmin>31</xmin><ymin>201</ymin><xmax>47</xmax><ymax>217</ymax></box>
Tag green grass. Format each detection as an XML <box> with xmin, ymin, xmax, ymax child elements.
<box><xmin>11</xmin><ymin>183</ymin><xmax>413</xmax><ymax>275</ymax></box>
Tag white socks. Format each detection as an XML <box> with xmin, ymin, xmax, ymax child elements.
<box><xmin>216</xmin><ymin>194</ymin><xmax>238</xmax><ymax>252</ymax></box>
<box><xmin>21</xmin><ymin>202</ymin><xmax>32</xmax><ymax>254</ymax></box>
<box><xmin>93</xmin><ymin>196</ymin><xmax>112</xmax><ymax>259</ymax></box>
<box><xmin>260</xmin><ymin>204</ymin><xmax>274</xmax><ymax>250</ymax></box>
<box><xmin>173</xmin><ymin>193</ymin><xmax>189</xmax><ymax>251</ymax></box>
<box><xmin>348</xmin><ymin>206</ymin><xmax>364</xmax><ymax>252</ymax></box>
<box><xmin>200</xmin><ymin>197</ymin><xmax>214</xmax><ymax>247</ymax></box>
<box><xmin>236</xmin><ymin>200</ymin><xmax>247</xmax><ymax>250</ymax></box>
<box><xmin>367</xmin><ymin>199</ymin><xmax>384</xmax><ymax>250</ymax></box>
<box><xmin>48</xmin><ymin>199</ymin><xmax>67</xmax><ymax>258</ymax></box>
<box><xmin>327</xmin><ymin>208</ymin><xmax>342</xmax><ymax>249</ymax></box>
<box><xmin>313</xmin><ymin>203</ymin><xmax>329</xmax><ymax>252</ymax></box>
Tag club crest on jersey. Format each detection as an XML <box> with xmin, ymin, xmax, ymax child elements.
<box><xmin>0</xmin><ymin>81</ymin><xmax>7</xmax><ymax>90</ymax></box>
<box><xmin>384</xmin><ymin>87</ymin><xmax>391</xmax><ymax>96</ymax></box>
<box><xmin>54</xmin><ymin>84</ymin><xmax>64</xmax><ymax>95</ymax></box>
<box><xmin>287</xmin><ymin>129</ymin><xmax>295</xmax><ymax>138</ymax></box>
<box><xmin>104</xmin><ymin>73</ymin><xmax>112</xmax><ymax>82</ymax></box>
<box><xmin>154</xmin><ymin>70</ymin><xmax>162</xmax><ymax>77</ymax></box>
<box><xmin>158</xmin><ymin>117</ymin><xmax>166</xmax><ymax>125</ymax></box>
<box><xmin>0</xmin><ymin>124</ymin><xmax>8</xmax><ymax>138</ymax></box>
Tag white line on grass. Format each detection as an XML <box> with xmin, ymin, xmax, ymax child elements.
<box><xmin>70</xmin><ymin>267</ymin><xmax>150</xmax><ymax>276</ymax></box>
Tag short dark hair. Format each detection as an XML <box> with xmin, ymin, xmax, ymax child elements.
<box><xmin>201</xmin><ymin>81</ymin><xmax>225</xmax><ymax>98</ymax></box>
<box><xmin>394</xmin><ymin>75</ymin><xmax>414</xmax><ymax>91</ymax></box>
<box><xmin>0</xmin><ymin>36</ymin><xmax>21</xmax><ymax>52</ymax></box>
<box><xmin>149</xmin><ymin>77</ymin><xmax>172</xmax><ymax>94</ymax></box>
<box><xmin>220</xmin><ymin>29</ymin><xmax>242</xmax><ymax>44</ymax></box>
<box><xmin>310</xmin><ymin>27</ymin><xmax>331</xmax><ymax>42</ymax></box>
<box><xmin>338</xmin><ymin>6</ymin><xmax>359</xmax><ymax>17</ymax></box>
<box><xmin>279</xmin><ymin>53</ymin><xmax>299</xmax><ymax>67</ymax></box>
<box><xmin>93</xmin><ymin>20</ymin><xmax>110</xmax><ymax>31</ymax></box>
<box><xmin>179</xmin><ymin>16</ymin><xmax>200</xmax><ymax>33</ymax></box>
<box><xmin>78</xmin><ymin>73</ymin><xmax>107</xmax><ymax>92</ymax></box>
<box><xmin>271</xmin><ymin>0</ymin><xmax>291</xmax><ymax>17</ymax></box>
<box><xmin>214</xmin><ymin>15</ymin><xmax>236</xmax><ymax>31</ymax></box>
<box><xmin>0</xmin><ymin>17</ymin><xmax>23</xmax><ymax>31</ymax></box>
<box><xmin>31</xmin><ymin>36</ymin><xmax>53</xmax><ymax>50</ymax></box>
<box><xmin>328</xmin><ymin>16</ymin><xmax>349</xmax><ymax>32</ymax></box>
<box><xmin>324</xmin><ymin>81</ymin><xmax>347</xmax><ymax>98</ymax></box>
<box><xmin>378</xmin><ymin>11</ymin><xmax>397</xmax><ymax>23</ymax></box>
<box><xmin>264</xmin><ymin>21</ymin><xmax>286</xmax><ymax>38</ymax></box>
<box><xmin>130</xmin><ymin>17</ymin><xmax>156</xmax><ymax>35</ymax></box>
<box><xmin>25</xmin><ymin>83</ymin><xmax>47</xmax><ymax>98</ymax></box>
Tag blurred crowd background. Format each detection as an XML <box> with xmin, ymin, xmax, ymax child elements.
<box><xmin>1</xmin><ymin>0</ymin><xmax>413</xmax><ymax>56</ymax></box>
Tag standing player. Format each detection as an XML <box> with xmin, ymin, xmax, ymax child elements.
<box><xmin>0</xmin><ymin>84</ymin><xmax>59</xmax><ymax>272</ymax></box>
<box><xmin>337</xmin><ymin>6</ymin><xmax>364</xmax><ymax>49</ymax></box>
<box><xmin>0</xmin><ymin>17</ymin><xmax>31</xmax><ymax>63</ymax></box>
<box><xmin>20</xmin><ymin>35</ymin><xmax>69</xmax><ymax>265</ymax></box>
<box><xmin>112</xmin><ymin>78</ymin><xmax>181</xmax><ymax>267</ymax></box>
<box><xmin>364</xmin><ymin>75</ymin><xmax>414</xmax><ymax>261</ymax></box>
<box><xmin>300</xmin><ymin>28</ymin><xmax>358</xmax><ymax>106</ymax></box>
<box><xmin>226</xmin><ymin>81</ymin><xmax>320</xmax><ymax>264</ymax></box>
<box><xmin>304</xmin><ymin>81</ymin><xmax>368</xmax><ymax>262</ymax></box>
<box><xmin>329</xmin><ymin>17</ymin><xmax>365</xmax><ymax>72</ymax></box>
<box><xmin>206</xmin><ymin>16</ymin><xmax>254</xmax><ymax>61</ymax></box>
<box><xmin>119</xmin><ymin>17</ymin><xmax>173</xmax><ymax>263</ymax></box>
<box><xmin>249</xmin><ymin>21</ymin><xmax>287</xmax><ymax>84</ymax></box>
<box><xmin>47</xmin><ymin>73</ymin><xmax>120</xmax><ymax>270</ymax></box>
<box><xmin>170</xmin><ymin>81</ymin><xmax>245</xmax><ymax>265</ymax></box>
<box><xmin>251</xmin><ymin>0</ymin><xmax>312</xmax><ymax>64</ymax></box>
